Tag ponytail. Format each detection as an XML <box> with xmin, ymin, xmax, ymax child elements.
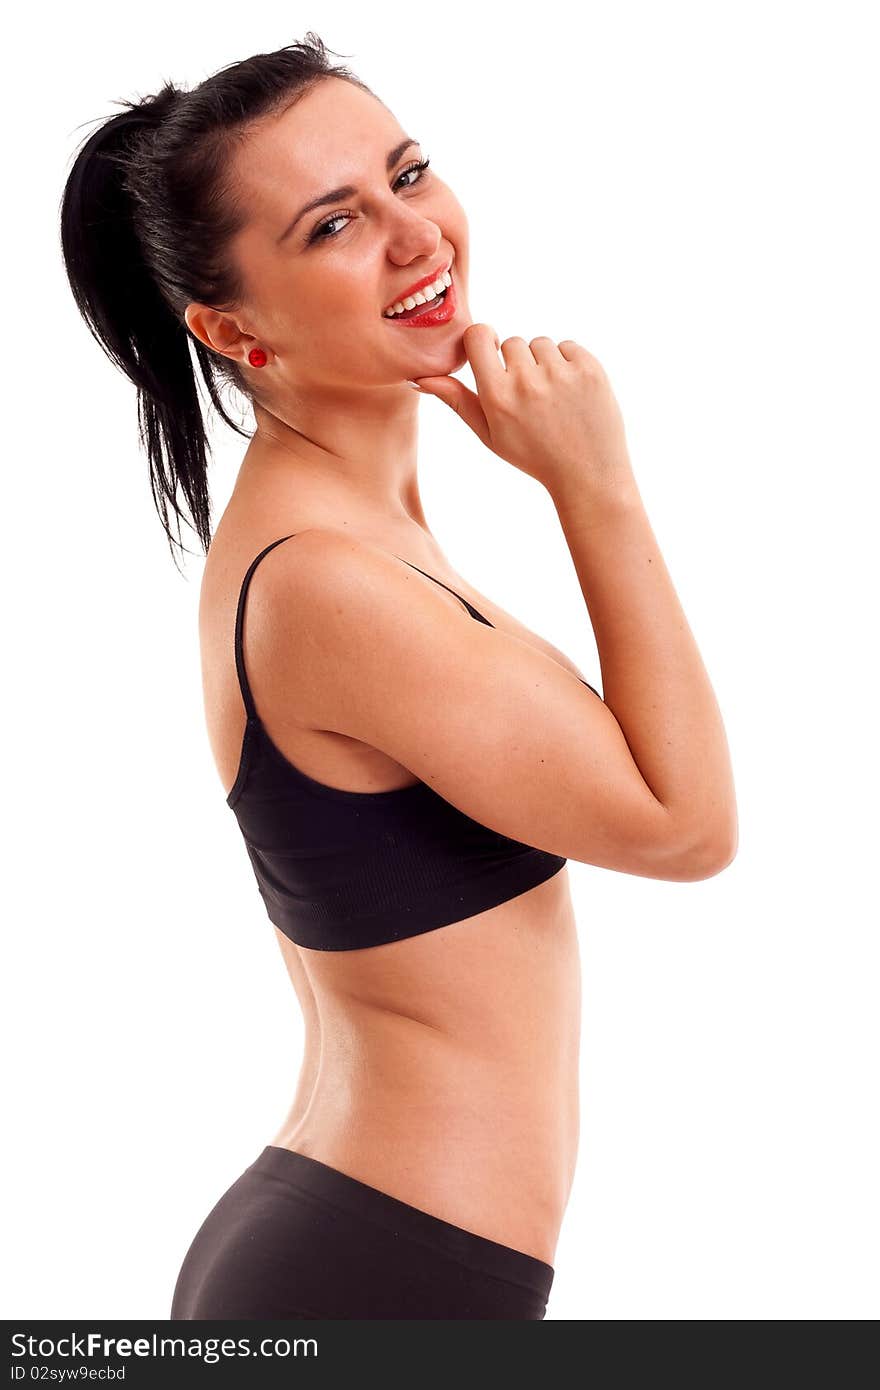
<box><xmin>59</xmin><ymin>35</ymin><xmax>373</xmax><ymax>568</ymax></box>
<box><xmin>61</xmin><ymin>85</ymin><xmax>220</xmax><ymax>566</ymax></box>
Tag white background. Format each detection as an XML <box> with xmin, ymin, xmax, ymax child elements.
<box><xmin>3</xmin><ymin>0</ymin><xmax>877</xmax><ymax>1321</ymax></box>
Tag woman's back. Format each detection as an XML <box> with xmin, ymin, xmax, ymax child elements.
<box><xmin>198</xmin><ymin>504</ymin><xmax>591</xmax><ymax>1261</ymax></box>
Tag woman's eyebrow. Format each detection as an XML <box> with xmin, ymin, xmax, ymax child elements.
<box><xmin>276</xmin><ymin>138</ymin><xmax>420</xmax><ymax>244</ymax></box>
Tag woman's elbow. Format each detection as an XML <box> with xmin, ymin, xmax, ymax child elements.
<box><xmin>680</xmin><ymin>816</ymin><xmax>739</xmax><ymax>881</ymax></box>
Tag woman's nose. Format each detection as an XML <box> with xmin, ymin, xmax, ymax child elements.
<box><xmin>385</xmin><ymin>205</ymin><xmax>442</xmax><ymax>260</ymax></box>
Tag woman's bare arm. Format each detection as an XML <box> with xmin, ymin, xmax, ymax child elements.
<box><xmin>550</xmin><ymin>476</ymin><xmax>738</xmax><ymax>872</ymax></box>
<box><xmin>241</xmin><ymin>528</ymin><xmax>730</xmax><ymax>883</ymax></box>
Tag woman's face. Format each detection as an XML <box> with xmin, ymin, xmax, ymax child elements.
<box><xmin>226</xmin><ymin>78</ymin><xmax>472</xmax><ymax>392</ymax></box>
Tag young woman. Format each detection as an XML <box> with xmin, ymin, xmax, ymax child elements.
<box><xmin>60</xmin><ymin>35</ymin><xmax>737</xmax><ymax>1320</ymax></box>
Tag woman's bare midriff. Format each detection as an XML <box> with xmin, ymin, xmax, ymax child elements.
<box><xmin>202</xmin><ymin>502</ymin><xmax>589</xmax><ymax>1267</ymax></box>
<box><xmin>268</xmin><ymin>865</ymin><xmax>581</xmax><ymax>1266</ymax></box>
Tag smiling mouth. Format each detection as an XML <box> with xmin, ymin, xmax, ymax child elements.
<box><xmin>386</xmin><ymin>286</ymin><xmax>449</xmax><ymax>320</ymax></box>
<box><xmin>382</xmin><ymin>264</ymin><xmax>453</xmax><ymax>319</ymax></box>
<box><xmin>381</xmin><ymin>272</ymin><xmax>457</xmax><ymax>329</ymax></box>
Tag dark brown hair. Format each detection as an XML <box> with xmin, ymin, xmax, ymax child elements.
<box><xmin>60</xmin><ymin>34</ymin><xmax>375</xmax><ymax>568</ymax></box>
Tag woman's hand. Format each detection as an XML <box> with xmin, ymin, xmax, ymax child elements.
<box><xmin>412</xmin><ymin>324</ymin><xmax>637</xmax><ymax>498</ymax></box>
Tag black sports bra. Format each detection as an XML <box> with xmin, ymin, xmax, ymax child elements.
<box><xmin>226</xmin><ymin>534</ymin><xmax>601</xmax><ymax>951</ymax></box>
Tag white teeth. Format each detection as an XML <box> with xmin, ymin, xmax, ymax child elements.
<box><xmin>384</xmin><ymin>268</ymin><xmax>452</xmax><ymax>317</ymax></box>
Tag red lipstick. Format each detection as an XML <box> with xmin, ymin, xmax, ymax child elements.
<box><xmin>384</xmin><ymin>273</ymin><xmax>457</xmax><ymax>328</ymax></box>
<box><xmin>383</xmin><ymin>260</ymin><xmax>452</xmax><ymax>316</ymax></box>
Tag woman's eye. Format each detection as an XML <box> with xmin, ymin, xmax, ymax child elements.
<box><xmin>308</xmin><ymin>157</ymin><xmax>432</xmax><ymax>243</ymax></box>
<box><xmin>394</xmin><ymin>156</ymin><xmax>431</xmax><ymax>189</ymax></box>
<box><xmin>310</xmin><ymin>212</ymin><xmax>352</xmax><ymax>241</ymax></box>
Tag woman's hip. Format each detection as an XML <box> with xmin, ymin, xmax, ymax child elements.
<box><xmin>170</xmin><ymin>1145</ymin><xmax>555</xmax><ymax>1321</ymax></box>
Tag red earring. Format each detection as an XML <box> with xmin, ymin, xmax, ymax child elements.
<box><xmin>248</xmin><ymin>347</ymin><xmax>268</xmax><ymax>368</ymax></box>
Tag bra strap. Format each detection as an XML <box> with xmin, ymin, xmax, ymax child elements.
<box><xmin>232</xmin><ymin>534</ymin><xmax>598</xmax><ymax>714</ymax></box>
<box><xmin>393</xmin><ymin>558</ymin><xmax>602</xmax><ymax>693</ymax></box>
<box><xmin>394</xmin><ymin>557</ymin><xmax>494</xmax><ymax>627</ymax></box>
<box><xmin>233</xmin><ymin>534</ymin><xmax>298</xmax><ymax>719</ymax></box>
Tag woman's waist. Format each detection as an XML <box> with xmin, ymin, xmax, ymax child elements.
<box><xmin>312</xmin><ymin>988</ymin><xmax>579</xmax><ymax>1126</ymax></box>
<box><xmin>318</xmin><ymin>999</ymin><xmax>581</xmax><ymax>1103</ymax></box>
<box><xmin>311</xmin><ymin>1053</ymin><xmax>579</xmax><ymax>1134</ymax></box>
<box><xmin>283</xmin><ymin>1101</ymin><xmax>577</xmax><ymax>1265</ymax></box>
<box><xmin>319</xmin><ymin>984</ymin><xmax>581</xmax><ymax>1067</ymax></box>
<box><xmin>282</xmin><ymin>1047</ymin><xmax>579</xmax><ymax>1259</ymax></box>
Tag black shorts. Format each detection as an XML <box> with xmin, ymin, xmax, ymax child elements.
<box><xmin>170</xmin><ymin>1145</ymin><xmax>555</xmax><ymax>1319</ymax></box>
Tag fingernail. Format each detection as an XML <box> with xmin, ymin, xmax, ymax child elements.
<box><xmin>406</xmin><ymin>380</ymin><xmax>423</xmax><ymax>391</ymax></box>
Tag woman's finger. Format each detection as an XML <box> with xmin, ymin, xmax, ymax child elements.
<box><xmin>528</xmin><ymin>336</ymin><xmax>562</xmax><ymax>366</ymax></box>
<box><xmin>461</xmin><ymin>322</ymin><xmax>507</xmax><ymax>389</ymax></box>
<box><xmin>498</xmin><ymin>336</ymin><xmax>535</xmax><ymax>371</ymax></box>
<box><xmin>411</xmin><ymin>375</ymin><xmax>491</xmax><ymax>446</ymax></box>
